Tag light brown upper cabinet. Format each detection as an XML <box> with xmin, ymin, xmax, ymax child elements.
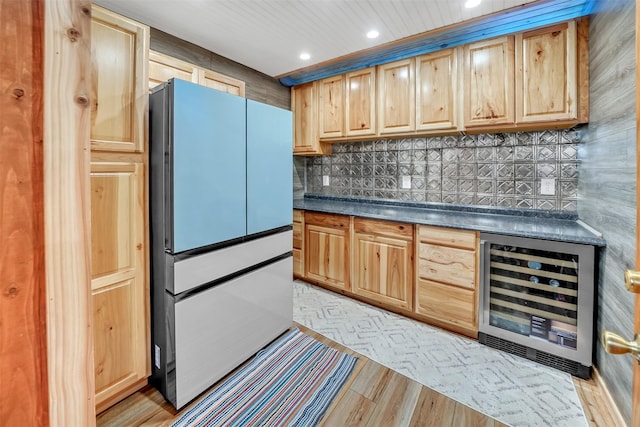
<box><xmin>318</xmin><ymin>74</ymin><xmax>345</xmax><ymax>138</ymax></box>
<box><xmin>199</xmin><ymin>68</ymin><xmax>245</xmax><ymax>96</ymax></box>
<box><xmin>91</xmin><ymin>6</ymin><xmax>149</xmax><ymax>153</ymax></box>
<box><xmin>148</xmin><ymin>50</ymin><xmax>198</xmax><ymax>89</ymax></box>
<box><xmin>516</xmin><ymin>20</ymin><xmax>579</xmax><ymax>123</ymax></box>
<box><xmin>463</xmin><ymin>35</ymin><xmax>516</xmax><ymax>128</ymax></box>
<box><xmin>292</xmin><ymin>82</ymin><xmax>331</xmax><ymax>155</ymax></box>
<box><xmin>345</xmin><ymin>67</ymin><xmax>376</xmax><ymax>136</ymax></box>
<box><xmin>416</xmin><ymin>48</ymin><xmax>459</xmax><ymax>131</ymax></box>
<box><xmin>90</xmin><ymin>5</ymin><xmax>150</xmax><ymax>412</ymax></box>
<box><xmin>148</xmin><ymin>50</ymin><xmax>245</xmax><ymax>96</ymax></box>
<box><xmin>377</xmin><ymin>58</ymin><xmax>415</xmax><ymax>134</ymax></box>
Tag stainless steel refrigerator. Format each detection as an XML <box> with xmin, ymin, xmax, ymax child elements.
<box><xmin>149</xmin><ymin>78</ymin><xmax>293</xmax><ymax>409</ymax></box>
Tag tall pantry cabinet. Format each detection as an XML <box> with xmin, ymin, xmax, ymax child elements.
<box><xmin>90</xmin><ymin>6</ymin><xmax>150</xmax><ymax>412</ymax></box>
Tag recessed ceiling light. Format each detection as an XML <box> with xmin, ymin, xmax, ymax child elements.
<box><xmin>465</xmin><ymin>0</ymin><xmax>481</xmax><ymax>8</ymax></box>
<box><xmin>366</xmin><ymin>30</ymin><xmax>379</xmax><ymax>39</ymax></box>
<box><xmin>299</xmin><ymin>52</ymin><xmax>311</xmax><ymax>60</ymax></box>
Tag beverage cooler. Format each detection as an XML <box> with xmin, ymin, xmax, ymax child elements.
<box><xmin>478</xmin><ymin>233</ymin><xmax>595</xmax><ymax>379</ymax></box>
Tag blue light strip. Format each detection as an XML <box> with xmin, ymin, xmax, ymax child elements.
<box><xmin>279</xmin><ymin>0</ymin><xmax>593</xmax><ymax>87</ymax></box>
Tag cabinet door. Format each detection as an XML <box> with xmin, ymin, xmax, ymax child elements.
<box><xmin>353</xmin><ymin>233</ymin><xmax>413</xmax><ymax>310</ymax></box>
<box><xmin>345</xmin><ymin>67</ymin><xmax>376</xmax><ymax>136</ymax></box>
<box><xmin>377</xmin><ymin>59</ymin><xmax>415</xmax><ymax>134</ymax></box>
<box><xmin>415</xmin><ymin>279</ymin><xmax>477</xmax><ymax>332</ymax></box>
<box><xmin>91</xmin><ymin>6</ymin><xmax>149</xmax><ymax>153</ymax></box>
<box><xmin>416</xmin><ymin>49</ymin><xmax>458</xmax><ymax>131</ymax></box>
<box><xmin>90</xmin><ymin>162</ymin><xmax>148</xmax><ymax>409</ymax></box>
<box><xmin>199</xmin><ymin>68</ymin><xmax>246</xmax><ymax>97</ymax></box>
<box><xmin>304</xmin><ymin>213</ymin><xmax>350</xmax><ymax>291</ymax></box>
<box><xmin>293</xmin><ymin>210</ymin><xmax>304</xmax><ymax>278</ymax></box>
<box><xmin>292</xmin><ymin>82</ymin><xmax>330</xmax><ymax>155</ymax></box>
<box><xmin>318</xmin><ymin>75</ymin><xmax>345</xmax><ymax>138</ymax></box>
<box><xmin>516</xmin><ymin>21</ymin><xmax>577</xmax><ymax>123</ymax></box>
<box><xmin>148</xmin><ymin>50</ymin><xmax>199</xmax><ymax>90</ymax></box>
<box><xmin>417</xmin><ymin>243</ymin><xmax>476</xmax><ymax>289</ymax></box>
<box><xmin>463</xmin><ymin>36</ymin><xmax>515</xmax><ymax>128</ymax></box>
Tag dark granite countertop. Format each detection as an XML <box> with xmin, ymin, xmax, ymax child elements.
<box><xmin>294</xmin><ymin>195</ymin><xmax>606</xmax><ymax>246</ymax></box>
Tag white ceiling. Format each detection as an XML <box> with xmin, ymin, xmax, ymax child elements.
<box><xmin>94</xmin><ymin>0</ymin><xmax>539</xmax><ymax>78</ymax></box>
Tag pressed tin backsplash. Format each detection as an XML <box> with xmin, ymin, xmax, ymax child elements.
<box><xmin>303</xmin><ymin>128</ymin><xmax>582</xmax><ymax>211</ymax></box>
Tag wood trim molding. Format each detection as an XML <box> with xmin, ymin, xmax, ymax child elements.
<box><xmin>44</xmin><ymin>0</ymin><xmax>95</xmax><ymax>425</ymax></box>
<box><xmin>635</xmin><ymin>0</ymin><xmax>640</xmax><ymax>425</ymax></box>
<box><xmin>0</xmin><ymin>0</ymin><xmax>48</xmax><ymax>424</ymax></box>
<box><xmin>592</xmin><ymin>368</ymin><xmax>627</xmax><ymax>427</ymax></box>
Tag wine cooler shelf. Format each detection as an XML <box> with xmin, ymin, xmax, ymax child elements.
<box><xmin>479</xmin><ymin>233</ymin><xmax>595</xmax><ymax>378</ymax></box>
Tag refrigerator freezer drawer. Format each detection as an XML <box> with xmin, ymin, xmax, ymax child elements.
<box><xmin>172</xmin><ymin>256</ymin><xmax>292</xmax><ymax>409</ymax></box>
<box><xmin>171</xmin><ymin>230</ymin><xmax>292</xmax><ymax>294</ymax></box>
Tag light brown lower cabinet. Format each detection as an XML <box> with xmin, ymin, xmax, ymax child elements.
<box><xmin>415</xmin><ymin>225</ymin><xmax>479</xmax><ymax>338</ymax></box>
<box><xmin>293</xmin><ymin>209</ymin><xmax>304</xmax><ymax>278</ymax></box>
<box><xmin>304</xmin><ymin>212</ymin><xmax>350</xmax><ymax>291</ymax></box>
<box><xmin>352</xmin><ymin>218</ymin><xmax>413</xmax><ymax>310</ymax></box>
<box><xmin>297</xmin><ymin>211</ymin><xmax>479</xmax><ymax>338</ymax></box>
<box><xmin>90</xmin><ymin>161</ymin><xmax>149</xmax><ymax>411</ymax></box>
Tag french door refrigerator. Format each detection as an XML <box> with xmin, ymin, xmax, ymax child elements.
<box><xmin>149</xmin><ymin>78</ymin><xmax>293</xmax><ymax>409</ymax></box>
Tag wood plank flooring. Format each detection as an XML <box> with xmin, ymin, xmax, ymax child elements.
<box><xmin>97</xmin><ymin>323</ymin><xmax>617</xmax><ymax>427</ymax></box>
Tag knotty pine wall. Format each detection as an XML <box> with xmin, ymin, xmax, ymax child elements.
<box><xmin>0</xmin><ymin>0</ymin><xmax>48</xmax><ymax>424</ymax></box>
<box><xmin>579</xmin><ymin>0</ymin><xmax>636</xmax><ymax>423</ymax></box>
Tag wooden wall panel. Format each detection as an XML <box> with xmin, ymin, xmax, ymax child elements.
<box><xmin>578</xmin><ymin>0</ymin><xmax>635</xmax><ymax>423</ymax></box>
<box><xmin>149</xmin><ymin>28</ymin><xmax>290</xmax><ymax>110</ymax></box>
<box><xmin>44</xmin><ymin>0</ymin><xmax>95</xmax><ymax>426</ymax></box>
<box><xmin>0</xmin><ymin>0</ymin><xmax>48</xmax><ymax>424</ymax></box>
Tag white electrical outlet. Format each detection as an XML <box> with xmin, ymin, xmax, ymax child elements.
<box><xmin>322</xmin><ymin>175</ymin><xmax>330</xmax><ymax>186</ymax></box>
<box><xmin>401</xmin><ymin>175</ymin><xmax>411</xmax><ymax>189</ymax></box>
<box><xmin>540</xmin><ymin>178</ymin><xmax>556</xmax><ymax>195</ymax></box>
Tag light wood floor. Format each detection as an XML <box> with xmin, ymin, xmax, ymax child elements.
<box><xmin>97</xmin><ymin>324</ymin><xmax>619</xmax><ymax>427</ymax></box>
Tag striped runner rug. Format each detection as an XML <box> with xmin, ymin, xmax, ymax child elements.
<box><xmin>171</xmin><ymin>328</ymin><xmax>358</xmax><ymax>427</ymax></box>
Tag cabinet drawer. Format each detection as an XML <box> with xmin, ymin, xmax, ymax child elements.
<box><xmin>418</xmin><ymin>243</ymin><xmax>476</xmax><ymax>289</ymax></box>
<box><xmin>415</xmin><ymin>279</ymin><xmax>476</xmax><ymax>329</ymax></box>
<box><xmin>305</xmin><ymin>211</ymin><xmax>350</xmax><ymax>229</ymax></box>
<box><xmin>293</xmin><ymin>222</ymin><xmax>303</xmax><ymax>249</ymax></box>
<box><xmin>354</xmin><ymin>217</ymin><xmax>412</xmax><ymax>240</ymax></box>
<box><xmin>418</xmin><ymin>225</ymin><xmax>477</xmax><ymax>250</ymax></box>
<box><xmin>293</xmin><ymin>209</ymin><xmax>304</xmax><ymax>223</ymax></box>
<box><xmin>293</xmin><ymin>248</ymin><xmax>303</xmax><ymax>277</ymax></box>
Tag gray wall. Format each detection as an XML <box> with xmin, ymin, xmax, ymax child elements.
<box><xmin>304</xmin><ymin>129</ymin><xmax>581</xmax><ymax>212</ymax></box>
<box><xmin>150</xmin><ymin>28</ymin><xmax>290</xmax><ymax>110</ymax></box>
<box><xmin>579</xmin><ymin>0</ymin><xmax>636</xmax><ymax>423</ymax></box>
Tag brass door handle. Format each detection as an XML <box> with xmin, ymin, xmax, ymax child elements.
<box><xmin>601</xmin><ymin>330</ymin><xmax>640</xmax><ymax>363</ymax></box>
<box><xmin>625</xmin><ymin>269</ymin><xmax>640</xmax><ymax>293</ymax></box>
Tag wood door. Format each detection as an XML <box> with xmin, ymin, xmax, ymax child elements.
<box><xmin>90</xmin><ymin>162</ymin><xmax>148</xmax><ymax>411</ymax></box>
<box><xmin>292</xmin><ymin>82</ymin><xmax>330</xmax><ymax>155</ymax></box>
<box><xmin>91</xmin><ymin>6</ymin><xmax>148</xmax><ymax>153</ymax></box>
<box><xmin>416</xmin><ymin>48</ymin><xmax>458</xmax><ymax>131</ymax></box>
<box><xmin>345</xmin><ymin>67</ymin><xmax>376</xmax><ymax>136</ymax></box>
<box><xmin>304</xmin><ymin>212</ymin><xmax>350</xmax><ymax>291</ymax></box>
<box><xmin>318</xmin><ymin>74</ymin><xmax>345</xmax><ymax>138</ymax></box>
<box><xmin>353</xmin><ymin>234</ymin><xmax>413</xmax><ymax>310</ymax></box>
<box><xmin>463</xmin><ymin>36</ymin><xmax>515</xmax><ymax>128</ymax></box>
<box><xmin>377</xmin><ymin>58</ymin><xmax>415</xmax><ymax>134</ymax></box>
<box><xmin>516</xmin><ymin>21</ymin><xmax>577</xmax><ymax>123</ymax></box>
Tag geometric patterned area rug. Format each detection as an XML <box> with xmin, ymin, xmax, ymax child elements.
<box><xmin>294</xmin><ymin>281</ymin><xmax>589</xmax><ymax>427</ymax></box>
<box><xmin>171</xmin><ymin>328</ymin><xmax>358</xmax><ymax>427</ymax></box>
